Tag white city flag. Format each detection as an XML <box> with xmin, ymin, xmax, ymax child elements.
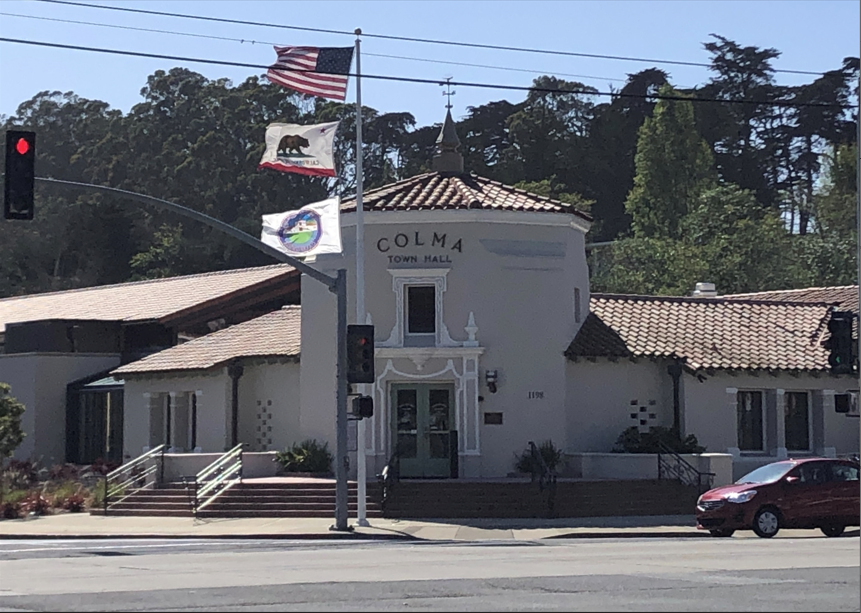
<box><xmin>261</xmin><ymin>197</ymin><xmax>342</xmax><ymax>258</ymax></box>
<box><xmin>258</xmin><ymin>121</ymin><xmax>340</xmax><ymax>177</ymax></box>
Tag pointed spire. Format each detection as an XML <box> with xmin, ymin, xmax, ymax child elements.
<box><xmin>432</xmin><ymin>108</ymin><xmax>464</xmax><ymax>175</ymax></box>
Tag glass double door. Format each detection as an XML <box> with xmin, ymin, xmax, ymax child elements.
<box><xmin>391</xmin><ymin>383</ymin><xmax>454</xmax><ymax>478</ymax></box>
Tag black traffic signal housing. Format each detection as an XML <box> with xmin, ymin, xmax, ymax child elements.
<box><xmin>4</xmin><ymin>130</ymin><xmax>36</xmax><ymax>220</ymax></box>
<box><xmin>346</xmin><ymin>324</ymin><xmax>374</xmax><ymax>383</ymax></box>
<box><xmin>824</xmin><ymin>310</ymin><xmax>854</xmax><ymax>375</ymax></box>
<box><xmin>351</xmin><ymin>395</ymin><xmax>374</xmax><ymax>419</ymax></box>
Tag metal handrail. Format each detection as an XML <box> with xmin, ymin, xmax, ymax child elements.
<box><xmin>656</xmin><ymin>440</ymin><xmax>714</xmax><ymax>492</ymax></box>
<box><xmin>377</xmin><ymin>451</ymin><xmax>400</xmax><ymax>514</ymax></box>
<box><xmin>528</xmin><ymin>441</ymin><xmax>557</xmax><ymax>518</ymax></box>
<box><xmin>192</xmin><ymin>444</ymin><xmax>244</xmax><ymax>515</ymax></box>
<box><xmin>102</xmin><ymin>444</ymin><xmax>165</xmax><ymax>513</ymax></box>
<box><xmin>528</xmin><ymin>441</ymin><xmax>557</xmax><ymax>491</ymax></box>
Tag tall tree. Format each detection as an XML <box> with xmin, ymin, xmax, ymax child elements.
<box><xmin>786</xmin><ymin>58</ymin><xmax>859</xmax><ymax>234</ymax></box>
<box><xmin>681</xmin><ymin>184</ymin><xmax>796</xmax><ymax>292</ymax></box>
<box><xmin>695</xmin><ymin>34</ymin><xmax>783</xmax><ymax>209</ymax></box>
<box><xmin>625</xmin><ymin>84</ymin><xmax>716</xmax><ymax>239</ymax></box>
<box><xmin>504</xmin><ymin>76</ymin><xmax>598</xmax><ymax>190</ymax></box>
<box><xmin>813</xmin><ymin>143</ymin><xmax>858</xmax><ymax>240</ymax></box>
<box><xmin>0</xmin><ymin>90</ymin><xmax>131</xmax><ymax>293</ymax></box>
<box><xmin>591</xmin><ymin>184</ymin><xmax>797</xmax><ymax>296</ymax></box>
<box><xmin>458</xmin><ymin>100</ymin><xmax>522</xmax><ymax>180</ymax></box>
<box><xmin>584</xmin><ymin>68</ymin><xmax>669</xmax><ymax>240</ymax></box>
<box><xmin>0</xmin><ymin>383</ymin><xmax>25</xmax><ymax>462</ymax></box>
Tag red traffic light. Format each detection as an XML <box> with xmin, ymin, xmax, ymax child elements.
<box><xmin>15</xmin><ymin>138</ymin><xmax>30</xmax><ymax>155</ymax></box>
<box><xmin>346</xmin><ymin>324</ymin><xmax>375</xmax><ymax>384</ymax></box>
<box><xmin>5</xmin><ymin>130</ymin><xmax>36</xmax><ymax>221</ymax></box>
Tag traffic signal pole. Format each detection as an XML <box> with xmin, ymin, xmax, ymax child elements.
<box><xmin>28</xmin><ymin>177</ymin><xmax>354</xmax><ymax>532</ymax></box>
<box><xmin>856</xmin><ymin>70</ymin><xmax>860</xmax><ymax>403</ymax></box>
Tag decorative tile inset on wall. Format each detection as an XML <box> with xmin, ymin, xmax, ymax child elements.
<box><xmin>255</xmin><ymin>400</ymin><xmax>274</xmax><ymax>451</ymax></box>
<box><xmin>629</xmin><ymin>399</ymin><xmax>659</xmax><ymax>433</ymax></box>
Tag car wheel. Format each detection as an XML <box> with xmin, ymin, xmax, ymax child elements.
<box><xmin>752</xmin><ymin>507</ymin><xmax>781</xmax><ymax>538</ymax></box>
<box><xmin>820</xmin><ymin>524</ymin><xmax>845</xmax><ymax>538</ymax></box>
<box><xmin>708</xmin><ymin>529</ymin><xmax>735</xmax><ymax>538</ymax></box>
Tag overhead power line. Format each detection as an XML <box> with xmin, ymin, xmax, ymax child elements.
<box><xmin>0</xmin><ymin>11</ymin><xmax>631</xmax><ymax>84</ymax></box>
<box><xmin>0</xmin><ymin>37</ymin><xmax>855</xmax><ymax>109</ymax></box>
<box><xmin>37</xmin><ymin>0</ymin><xmax>832</xmax><ymax>77</ymax></box>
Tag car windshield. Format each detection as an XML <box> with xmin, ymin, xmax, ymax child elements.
<box><xmin>735</xmin><ymin>462</ymin><xmax>795</xmax><ymax>485</ymax></box>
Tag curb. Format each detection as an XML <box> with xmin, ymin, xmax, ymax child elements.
<box><xmin>0</xmin><ymin>530</ymin><xmax>708</xmax><ymax>541</ymax></box>
<box><xmin>0</xmin><ymin>532</ymin><xmax>420</xmax><ymax>541</ymax></box>
<box><xmin>546</xmin><ymin>530</ymin><xmax>708</xmax><ymax>539</ymax></box>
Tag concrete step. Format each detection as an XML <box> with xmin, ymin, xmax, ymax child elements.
<box><xmin>94</xmin><ymin>509</ymin><xmax>194</xmax><ymax>517</ymax></box>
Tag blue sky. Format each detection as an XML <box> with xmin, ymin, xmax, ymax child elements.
<box><xmin>0</xmin><ymin>0</ymin><xmax>859</xmax><ymax>128</ymax></box>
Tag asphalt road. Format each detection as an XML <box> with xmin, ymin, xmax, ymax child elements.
<box><xmin>0</xmin><ymin>536</ymin><xmax>858</xmax><ymax>612</ymax></box>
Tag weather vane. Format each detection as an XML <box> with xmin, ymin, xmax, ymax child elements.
<box><xmin>440</xmin><ymin>77</ymin><xmax>456</xmax><ymax>110</ymax></box>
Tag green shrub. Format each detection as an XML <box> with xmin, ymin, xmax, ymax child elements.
<box><xmin>49</xmin><ymin>482</ymin><xmax>85</xmax><ymax>509</ymax></box>
<box><xmin>274</xmin><ymin>439</ymin><xmax>333</xmax><ymax>474</ymax></box>
<box><xmin>513</xmin><ymin>440</ymin><xmax>563</xmax><ymax>474</ymax></box>
<box><xmin>62</xmin><ymin>493</ymin><xmax>86</xmax><ymax>513</ymax></box>
<box><xmin>0</xmin><ymin>488</ymin><xmax>28</xmax><ymax>506</ymax></box>
<box><xmin>612</xmin><ymin>426</ymin><xmax>705</xmax><ymax>454</ymax></box>
<box><xmin>2</xmin><ymin>459</ymin><xmax>38</xmax><ymax>490</ymax></box>
<box><xmin>19</xmin><ymin>492</ymin><xmax>52</xmax><ymax>516</ymax></box>
<box><xmin>0</xmin><ymin>462</ymin><xmax>99</xmax><ymax>519</ymax></box>
<box><xmin>1</xmin><ymin>501</ymin><xmax>19</xmax><ymax>519</ymax></box>
<box><xmin>88</xmin><ymin>484</ymin><xmax>107</xmax><ymax>509</ymax></box>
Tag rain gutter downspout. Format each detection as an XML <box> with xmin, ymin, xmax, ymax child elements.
<box><xmin>227</xmin><ymin>361</ymin><xmax>244</xmax><ymax>448</ymax></box>
<box><xmin>667</xmin><ymin>360</ymin><xmax>683</xmax><ymax>435</ymax></box>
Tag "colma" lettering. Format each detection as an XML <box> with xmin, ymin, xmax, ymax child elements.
<box><xmin>376</xmin><ymin>231</ymin><xmax>462</xmax><ymax>253</ymax></box>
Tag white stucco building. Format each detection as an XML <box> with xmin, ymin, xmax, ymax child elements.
<box><xmin>110</xmin><ymin>113</ymin><xmax>859</xmax><ymax>481</ymax></box>
<box><xmin>3</xmin><ymin>112</ymin><xmax>859</xmax><ymax>482</ymax></box>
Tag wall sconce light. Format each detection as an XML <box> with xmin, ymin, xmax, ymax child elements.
<box><xmin>485</xmin><ymin>370</ymin><xmax>498</xmax><ymax>394</ymax></box>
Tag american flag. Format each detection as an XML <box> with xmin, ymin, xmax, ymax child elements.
<box><xmin>266</xmin><ymin>46</ymin><xmax>354</xmax><ymax>101</ymax></box>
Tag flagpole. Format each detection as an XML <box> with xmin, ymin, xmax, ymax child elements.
<box><xmin>354</xmin><ymin>27</ymin><xmax>370</xmax><ymax>528</ymax></box>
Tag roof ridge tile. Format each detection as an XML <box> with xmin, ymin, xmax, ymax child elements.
<box><xmin>0</xmin><ymin>263</ymin><xmax>295</xmax><ymax>303</ymax></box>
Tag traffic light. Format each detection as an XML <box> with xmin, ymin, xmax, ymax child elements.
<box><xmin>4</xmin><ymin>130</ymin><xmax>36</xmax><ymax>220</ymax></box>
<box><xmin>346</xmin><ymin>324</ymin><xmax>374</xmax><ymax>383</ymax></box>
<box><xmin>824</xmin><ymin>311</ymin><xmax>854</xmax><ymax>375</ymax></box>
<box><xmin>351</xmin><ymin>395</ymin><xmax>374</xmax><ymax>419</ymax></box>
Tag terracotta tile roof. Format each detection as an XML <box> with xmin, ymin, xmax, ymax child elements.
<box><xmin>724</xmin><ymin>286</ymin><xmax>858</xmax><ymax>314</ymax></box>
<box><xmin>566</xmin><ymin>294</ymin><xmax>832</xmax><ymax>373</ymax></box>
<box><xmin>113</xmin><ymin>306</ymin><xmax>301</xmax><ymax>375</ymax></box>
<box><xmin>0</xmin><ymin>264</ymin><xmax>298</xmax><ymax>335</ymax></box>
<box><xmin>340</xmin><ymin>171</ymin><xmax>592</xmax><ymax>222</ymax></box>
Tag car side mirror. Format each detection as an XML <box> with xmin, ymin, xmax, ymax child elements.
<box><xmin>785</xmin><ymin>476</ymin><xmax>800</xmax><ymax>484</ymax></box>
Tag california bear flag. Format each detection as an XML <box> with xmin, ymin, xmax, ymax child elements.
<box><xmin>258</xmin><ymin>121</ymin><xmax>340</xmax><ymax>177</ymax></box>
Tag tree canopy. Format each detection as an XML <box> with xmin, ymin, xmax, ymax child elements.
<box><xmin>0</xmin><ymin>34</ymin><xmax>858</xmax><ymax>299</ymax></box>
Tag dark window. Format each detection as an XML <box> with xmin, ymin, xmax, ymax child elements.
<box><xmin>785</xmin><ymin>392</ymin><xmax>810</xmax><ymax>451</ymax></box>
<box><xmin>484</xmin><ymin>412</ymin><xmax>503</xmax><ymax>425</ymax></box>
<box><xmin>407</xmin><ymin>285</ymin><xmax>435</xmax><ymax>334</ymax></box>
<box><xmin>737</xmin><ymin>391</ymin><xmax>764</xmax><ymax>451</ymax></box>
<box><xmin>794</xmin><ymin>463</ymin><xmax>826</xmax><ymax>484</ymax></box>
<box><xmin>829</xmin><ymin>463</ymin><xmax>859</xmax><ymax>482</ymax></box>
<box><xmin>835</xmin><ymin>392</ymin><xmax>857</xmax><ymax>414</ymax></box>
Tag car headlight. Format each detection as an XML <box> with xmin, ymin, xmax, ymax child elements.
<box><xmin>725</xmin><ymin>490</ymin><xmax>757</xmax><ymax>504</ymax></box>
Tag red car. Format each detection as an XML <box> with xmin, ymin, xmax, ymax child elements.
<box><xmin>696</xmin><ymin>457</ymin><xmax>860</xmax><ymax>538</ymax></box>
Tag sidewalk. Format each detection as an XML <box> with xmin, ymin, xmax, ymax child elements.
<box><xmin>0</xmin><ymin>512</ymin><xmax>705</xmax><ymax>541</ymax></box>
